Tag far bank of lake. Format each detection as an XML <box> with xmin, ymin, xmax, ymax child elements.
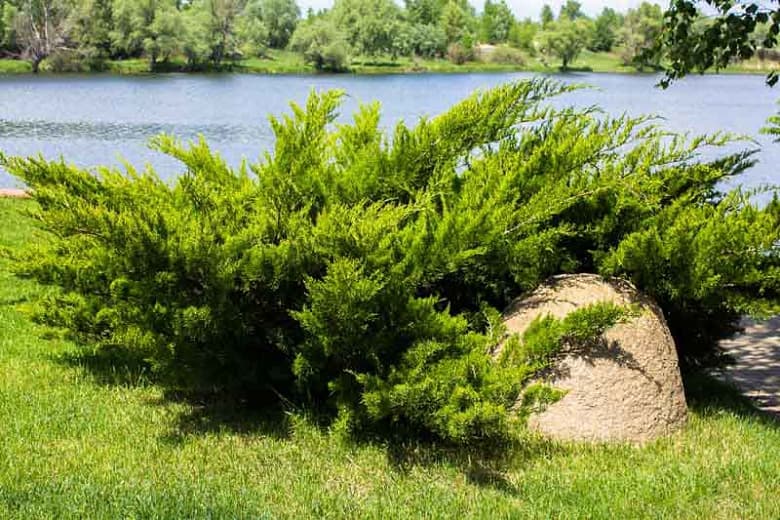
<box><xmin>2</xmin><ymin>49</ymin><xmax>778</xmax><ymax>76</ymax></box>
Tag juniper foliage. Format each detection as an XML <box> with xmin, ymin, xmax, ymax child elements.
<box><xmin>4</xmin><ymin>78</ymin><xmax>780</xmax><ymax>443</ymax></box>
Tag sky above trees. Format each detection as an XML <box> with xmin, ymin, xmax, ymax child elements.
<box><xmin>298</xmin><ymin>0</ymin><xmax>665</xmax><ymax>18</ymax></box>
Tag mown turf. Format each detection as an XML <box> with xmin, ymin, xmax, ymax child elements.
<box><xmin>0</xmin><ymin>197</ymin><xmax>778</xmax><ymax>519</ymax></box>
<box><xmin>0</xmin><ymin>59</ymin><xmax>32</xmax><ymax>74</ymax></box>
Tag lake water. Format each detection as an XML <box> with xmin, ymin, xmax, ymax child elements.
<box><xmin>0</xmin><ymin>72</ymin><xmax>778</xmax><ymax>190</ymax></box>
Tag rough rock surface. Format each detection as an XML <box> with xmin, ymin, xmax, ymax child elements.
<box><xmin>503</xmin><ymin>274</ymin><xmax>687</xmax><ymax>442</ymax></box>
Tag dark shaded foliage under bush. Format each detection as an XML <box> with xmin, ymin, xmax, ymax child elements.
<box><xmin>4</xmin><ymin>78</ymin><xmax>780</xmax><ymax>444</ymax></box>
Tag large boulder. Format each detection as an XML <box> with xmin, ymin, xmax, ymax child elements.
<box><xmin>503</xmin><ymin>274</ymin><xmax>687</xmax><ymax>442</ymax></box>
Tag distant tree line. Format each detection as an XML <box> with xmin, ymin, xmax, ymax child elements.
<box><xmin>0</xmin><ymin>0</ymin><xmax>664</xmax><ymax>72</ymax></box>
<box><xmin>0</xmin><ymin>0</ymin><xmax>300</xmax><ymax>71</ymax></box>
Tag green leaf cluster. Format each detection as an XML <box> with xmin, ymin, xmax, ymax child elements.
<box><xmin>661</xmin><ymin>0</ymin><xmax>780</xmax><ymax>87</ymax></box>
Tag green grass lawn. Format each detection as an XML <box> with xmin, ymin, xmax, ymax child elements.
<box><xmin>0</xmin><ymin>59</ymin><xmax>32</xmax><ymax>73</ymax></box>
<box><xmin>1</xmin><ymin>197</ymin><xmax>779</xmax><ymax>518</ymax></box>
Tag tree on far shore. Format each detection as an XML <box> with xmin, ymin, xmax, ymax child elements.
<box><xmin>11</xmin><ymin>0</ymin><xmax>71</xmax><ymax>72</ymax></box>
<box><xmin>535</xmin><ymin>18</ymin><xmax>590</xmax><ymax>70</ymax></box>
<box><xmin>618</xmin><ymin>2</ymin><xmax>662</xmax><ymax>70</ymax></box>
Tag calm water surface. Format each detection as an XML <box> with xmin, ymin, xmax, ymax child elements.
<box><xmin>0</xmin><ymin>72</ymin><xmax>778</xmax><ymax>189</ymax></box>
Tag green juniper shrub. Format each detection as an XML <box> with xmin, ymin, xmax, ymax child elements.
<box><xmin>349</xmin><ymin>302</ymin><xmax>627</xmax><ymax>443</ymax></box>
<box><xmin>4</xmin><ymin>78</ymin><xmax>780</xmax><ymax>444</ymax></box>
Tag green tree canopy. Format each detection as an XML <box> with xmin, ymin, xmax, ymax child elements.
<box><xmin>70</xmin><ymin>0</ymin><xmax>114</xmax><ymax>66</ymax></box>
<box><xmin>236</xmin><ymin>9</ymin><xmax>269</xmax><ymax>57</ymax></box>
<box><xmin>244</xmin><ymin>0</ymin><xmax>299</xmax><ymax>49</ymax></box>
<box><xmin>289</xmin><ymin>17</ymin><xmax>350</xmax><ymax>70</ymax></box>
<box><xmin>479</xmin><ymin>0</ymin><xmax>514</xmax><ymax>44</ymax></box>
<box><xmin>508</xmin><ymin>18</ymin><xmax>537</xmax><ymax>50</ymax></box>
<box><xmin>618</xmin><ymin>2</ymin><xmax>662</xmax><ymax>69</ymax></box>
<box><xmin>10</xmin><ymin>0</ymin><xmax>73</xmax><ymax>72</ymax></box>
<box><xmin>540</xmin><ymin>3</ymin><xmax>553</xmax><ymax>28</ymax></box>
<box><xmin>590</xmin><ymin>7</ymin><xmax>620</xmax><ymax>52</ymax></box>
<box><xmin>142</xmin><ymin>1</ymin><xmax>184</xmax><ymax>67</ymax></box>
<box><xmin>331</xmin><ymin>0</ymin><xmax>400</xmax><ymax>55</ymax></box>
<box><xmin>190</xmin><ymin>0</ymin><xmax>244</xmax><ymax>66</ymax></box>
<box><xmin>110</xmin><ymin>0</ymin><xmax>178</xmax><ymax>61</ymax></box>
<box><xmin>0</xmin><ymin>1</ymin><xmax>18</xmax><ymax>50</ymax></box>
<box><xmin>440</xmin><ymin>0</ymin><xmax>474</xmax><ymax>44</ymax></box>
<box><xmin>390</xmin><ymin>20</ymin><xmax>446</xmax><ymax>58</ymax></box>
<box><xmin>405</xmin><ymin>0</ymin><xmax>443</xmax><ymax>26</ymax></box>
<box><xmin>535</xmin><ymin>18</ymin><xmax>590</xmax><ymax>69</ymax></box>
<box><xmin>558</xmin><ymin>0</ymin><xmax>583</xmax><ymax>21</ymax></box>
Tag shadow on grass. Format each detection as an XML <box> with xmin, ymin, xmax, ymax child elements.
<box><xmin>56</xmin><ymin>342</ymin><xmax>778</xmax><ymax>496</ymax></box>
<box><xmin>55</xmin><ymin>345</ymin><xmax>541</xmax><ymax>493</ymax></box>
<box><xmin>381</xmin><ymin>434</ymin><xmax>566</xmax><ymax>495</ymax></box>
<box><xmin>154</xmin><ymin>391</ymin><xmax>294</xmax><ymax>444</ymax></box>
<box><xmin>682</xmin><ymin>371</ymin><xmax>779</xmax><ymax>427</ymax></box>
<box><xmin>57</xmin><ymin>345</ymin><xmax>294</xmax><ymax>441</ymax></box>
<box><xmin>58</xmin><ymin>344</ymin><xmax>153</xmax><ymax>387</ymax></box>
<box><xmin>374</xmin><ymin>370</ymin><xmax>780</xmax><ymax>492</ymax></box>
